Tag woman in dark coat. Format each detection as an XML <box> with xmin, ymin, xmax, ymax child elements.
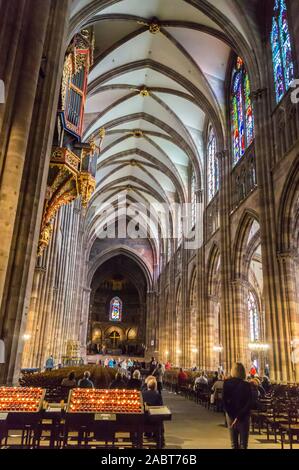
<box><xmin>223</xmin><ymin>362</ymin><xmax>253</xmax><ymax>449</ymax></box>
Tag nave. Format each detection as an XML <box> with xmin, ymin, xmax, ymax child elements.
<box><xmin>0</xmin><ymin>0</ymin><xmax>299</xmax><ymax>455</ymax></box>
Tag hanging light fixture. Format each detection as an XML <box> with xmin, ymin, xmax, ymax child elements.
<box><xmin>248</xmin><ymin>342</ymin><xmax>270</xmax><ymax>351</ymax></box>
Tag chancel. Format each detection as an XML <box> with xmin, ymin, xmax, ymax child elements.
<box><xmin>0</xmin><ymin>0</ymin><xmax>299</xmax><ymax>451</ymax></box>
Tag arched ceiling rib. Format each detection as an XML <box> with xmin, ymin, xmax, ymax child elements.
<box><xmin>69</xmin><ymin>0</ymin><xmax>260</xmax><ymax>265</ymax></box>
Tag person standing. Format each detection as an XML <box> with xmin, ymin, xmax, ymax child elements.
<box><xmin>153</xmin><ymin>363</ymin><xmax>164</xmax><ymax>395</ymax></box>
<box><xmin>223</xmin><ymin>362</ymin><xmax>253</xmax><ymax>449</ymax></box>
<box><xmin>250</xmin><ymin>363</ymin><xmax>257</xmax><ymax>377</ymax></box>
<box><xmin>149</xmin><ymin>357</ymin><xmax>157</xmax><ymax>374</ymax></box>
<box><xmin>45</xmin><ymin>355</ymin><xmax>54</xmax><ymax>371</ymax></box>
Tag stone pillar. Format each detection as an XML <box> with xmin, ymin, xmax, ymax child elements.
<box><xmin>231</xmin><ymin>279</ymin><xmax>249</xmax><ymax>367</ymax></box>
<box><xmin>217</xmin><ymin>150</ymin><xmax>235</xmax><ymax>374</ymax></box>
<box><xmin>0</xmin><ymin>0</ymin><xmax>70</xmax><ymax>385</ymax></box>
<box><xmin>206</xmin><ymin>296</ymin><xmax>218</xmax><ymax>370</ymax></box>
<box><xmin>181</xmin><ymin>248</ymin><xmax>188</xmax><ymax>368</ymax></box>
<box><xmin>277</xmin><ymin>252</ymin><xmax>299</xmax><ymax>381</ymax></box>
<box><xmin>196</xmin><ymin>251</ymin><xmax>204</xmax><ymax>370</ymax></box>
<box><xmin>79</xmin><ymin>287</ymin><xmax>92</xmax><ymax>360</ymax></box>
<box><xmin>252</xmin><ymin>88</ymin><xmax>293</xmax><ymax>381</ymax></box>
<box><xmin>21</xmin><ymin>264</ymin><xmax>45</xmax><ymax>368</ymax></box>
<box><xmin>145</xmin><ymin>290</ymin><xmax>157</xmax><ymax>360</ymax></box>
<box><xmin>0</xmin><ymin>1</ymin><xmax>49</xmax><ymax>305</ymax></box>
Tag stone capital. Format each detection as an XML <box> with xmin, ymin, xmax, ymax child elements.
<box><xmin>35</xmin><ymin>265</ymin><xmax>46</xmax><ymax>275</ymax></box>
<box><xmin>216</xmin><ymin>150</ymin><xmax>228</xmax><ymax>162</ymax></box>
<box><xmin>251</xmin><ymin>88</ymin><xmax>267</xmax><ymax>102</ymax></box>
<box><xmin>277</xmin><ymin>250</ymin><xmax>298</xmax><ymax>262</ymax></box>
<box><xmin>231</xmin><ymin>277</ymin><xmax>248</xmax><ymax>289</ymax></box>
<box><xmin>195</xmin><ymin>188</ymin><xmax>203</xmax><ymax>203</ymax></box>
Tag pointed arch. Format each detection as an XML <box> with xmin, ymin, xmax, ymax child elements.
<box><xmin>277</xmin><ymin>156</ymin><xmax>299</xmax><ymax>254</ymax></box>
<box><xmin>207</xmin><ymin>242</ymin><xmax>221</xmax><ymax>297</ymax></box>
<box><xmin>232</xmin><ymin>209</ymin><xmax>260</xmax><ymax>280</ymax></box>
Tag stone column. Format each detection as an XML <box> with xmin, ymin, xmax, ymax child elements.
<box><xmin>277</xmin><ymin>252</ymin><xmax>299</xmax><ymax>381</ymax></box>
<box><xmin>79</xmin><ymin>287</ymin><xmax>92</xmax><ymax>360</ymax></box>
<box><xmin>181</xmin><ymin>247</ymin><xmax>188</xmax><ymax>368</ymax></box>
<box><xmin>231</xmin><ymin>279</ymin><xmax>249</xmax><ymax>367</ymax></box>
<box><xmin>195</xmin><ymin>245</ymin><xmax>204</xmax><ymax>369</ymax></box>
<box><xmin>217</xmin><ymin>150</ymin><xmax>235</xmax><ymax>374</ymax></box>
<box><xmin>21</xmin><ymin>264</ymin><xmax>45</xmax><ymax>368</ymax></box>
<box><xmin>206</xmin><ymin>296</ymin><xmax>218</xmax><ymax>370</ymax></box>
<box><xmin>0</xmin><ymin>0</ymin><xmax>70</xmax><ymax>385</ymax></box>
<box><xmin>252</xmin><ymin>88</ymin><xmax>293</xmax><ymax>381</ymax></box>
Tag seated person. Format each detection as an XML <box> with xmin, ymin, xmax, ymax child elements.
<box><xmin>194</xmin><ymin>372</ymin><xmax>208</xmax><ymax>390</ymax></box>
<box><xmin>211</xmin><ymin>374</ymin><xmax>224</xmax><ymax>394</ymax></box>
<box><xmin>211</xmin><ymin>373</ymin><xmax>224</xmax><ymax>409</ymax></box>
<box><xmin>261</xmin><ymin>375</ymin><xmax>272</xmax><ymax>394</ymax></box>
<box><xmin>127</xmin><ymin>370</ymin><xmax>142</xmax><ymax>390</ymax></box>
<box><xmin>142</xmin><ymin>378</ymin><xmax>163</xmax><ymax>406</ymax></box>
<box><xmin>78</xmin><ymin>371</ymin><xmax>94</xmax><ymax>388</ymax></box>
<box><xmin>109</xmin><ymin>372</ymin><xmax>126</xmax><ymax>389</ymax></box>
<box><xmin>177</xmin><ymin>368</ymin><xmax>188</xmax><ymax>393</ymax></box>
<box><xmin>141</xmin><ymin>375</ymin><xmax>156</xmax><ymax>392</ymax></box>
<box><xmin>61</xmin><ymin>371</ymin><xmax>77</xmax><ymax>388</ymax></box>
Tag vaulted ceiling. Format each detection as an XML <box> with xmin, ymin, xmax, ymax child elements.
<box><xmin>69</xmin><ymin>0</ymin><xmax>260</xmax><ymax>264</ymax></box>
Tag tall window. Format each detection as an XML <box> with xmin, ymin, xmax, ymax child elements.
<box><xmin>248</xmin><ymin>291</ymin><xmax>260</xmax><ymax>342</ymax></box>
<box><xmin>191</xmin><ymin>172</ymin><xmax>196</xmax><ymax>227</ymax></box>
<box><xmin>207</xmin><ymin>127</ymin><xmax>218</xmax><ymax>201</ymax></box>
<box><xmin>109</xmin><ymin>297</ymin><xmax>122</xmax><ymax>322</ymax></box>
<box><xmin>271</xmin><ymin>0</ymin><xmax>294</xmax><ymax>103</ymax></box>
<box><xmin>231</xmin><ymin>57</ymin><xmax>254</xmax><ymax>165</ymax></box>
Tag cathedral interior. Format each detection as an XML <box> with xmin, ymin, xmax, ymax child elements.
<box><xmin>0</xmin><ymin>0</ymin><xmax>299</xmax><ymax>451</ymax></box>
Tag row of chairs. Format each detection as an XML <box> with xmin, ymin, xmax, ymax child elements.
<box><xmin>251</xmin><ymin>392</ymin><xmax>299</xmax><ymax>449</ymax></box>
<box><xmin>164</xmin><ymin>378</ymin><xmax>223</xmax><ymax>413</ymax></box>
<box><xmin>165</xmin><ymin>377</ymin><xmax>299</xmax><ymax>448</ymax></box>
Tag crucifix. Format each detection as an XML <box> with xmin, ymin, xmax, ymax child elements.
<box><xmin>110</xmin><ymin>331</ymin><xmax>119</xmax><ymax>348</ymax></box>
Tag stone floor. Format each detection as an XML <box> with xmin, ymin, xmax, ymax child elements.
<box><xmin>163</xmin><ymin>391</ymin><xmax>298</xmax><ymax>449</ymax></box>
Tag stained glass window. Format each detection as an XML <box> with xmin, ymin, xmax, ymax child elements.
<box><xmin>207</xmin><ymin>127</ymin><xmax>218</xmax><ymax>201</ymax></box>
<box><xmin>231</xmin><ymin>57</ymin><xmax>254</xmax><ymax>165</ymax></box>
<box><xmin>248</xmin><ymin>291</ymin><xmax>260</xmax><ymax>342</ymax></box>
<box><xmin>271</xmin><ymin>0</ymin><xmax>294</xmax><ymax>103</ymax></box>
<box><xmin>109</xmin><ymin>297</ymin><xmax>122</xmax><ymax>322</ymax></box>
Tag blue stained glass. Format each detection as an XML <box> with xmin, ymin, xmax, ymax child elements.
<box><xmin>109</xmin><ymin>297</ymin><xmax>122</xmax><ymax>322</ymax></box>
<box><xmin>231</xmin><ymin>58</ymin><xmax>254</xmax><ymax>165</ymax></box>
<box><xmin>271</xmin><ymin>0</ymin><xmax>294</xmax><ymax>103</ymax></box>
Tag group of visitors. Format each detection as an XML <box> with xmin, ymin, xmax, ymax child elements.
<box><xmin>61</xmin><ymin>371</ymin><xmax>94</xmax><ymax>389</ymax></box>
<box><xmin>51</xmin><ymin>352</ymin><xmax>271</xmax><ymax>449</ymax></box>
<box><xmin>59</xmin><ymin>356</ymin><xmax>165</xmax><ymax>409</ymax></box>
